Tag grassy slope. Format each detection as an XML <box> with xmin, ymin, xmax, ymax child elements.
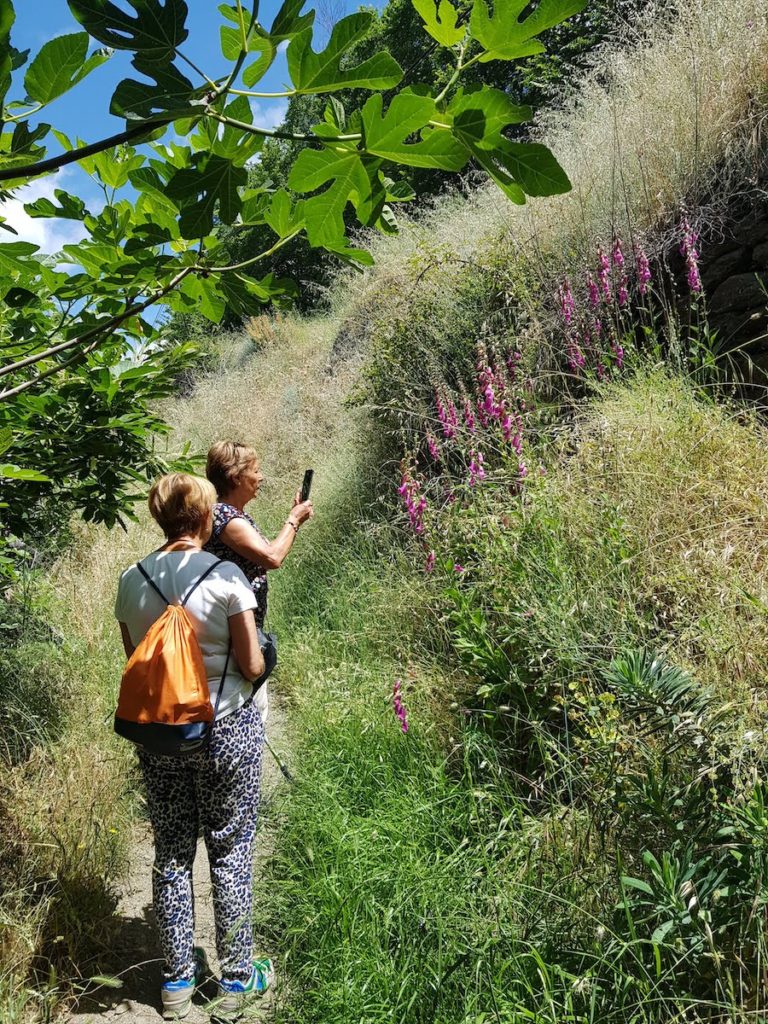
<box><xmin>258</xmin><ymin>369</ymin><xmax>768</xmax><ymax>1024</ymax></box>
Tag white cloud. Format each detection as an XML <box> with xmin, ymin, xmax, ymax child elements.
<box><xmin>1</xmin><ymin>173</ymin><xmax>89</xmax><ymax>254</ymax></box>
<box><xmin>250</xmin><ymin>98</ymin><xmax>289</xmax><ymax>132</ymax></box>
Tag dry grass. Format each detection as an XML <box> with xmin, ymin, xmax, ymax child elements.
<box><xmin>565</xmin><ymin>372</ymin><xmax>768</xmax><ymax>709</ymax></box>
<box><xmin>0</xmin><ymin>314</ymin><xmax>360</xmax><ymax>1018</ymax></box>
<box><xmin>329</xmin><ymin>0</ymin><xmax>768</xmax><ymax>355</ymax></box>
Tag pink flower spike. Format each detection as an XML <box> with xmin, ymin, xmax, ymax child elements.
<box><xmin>392</xmin><ymin>679</ymin><xmax>409</xmax><ymax>733</ymax></box>
<box><xmin>426</xmin><ymin>432</ymin><xmax>441</xmax><ymax>461</ymax></box>
<box><xmin>636</xmin><ymin>248</ymin><xmax>652</xmax><ymax>295</ymax></box>
<box><xmin>586</xmin><ymin>273</ymin><xmax>600</xmax><ymax>309</ymax></box>
<box><xmin>558</xmin><ymin>279</ymin><xmax>575</xmax><ymax>325</ymax></box>
<box><xmin>462</xmin><ymin>397</ymin><xmax>476</xmax><ymax>434</ymax></box>
<box><xmin>612</xmin><ymin>237</ymin><xmax>625</xmax><ymax>269</ymax></box>
<box><xmin>468</xmin><ymin>449</ymin><xmax>486</xmax><ymax>487</ymax></box>
<box><xmin>680</xmin><ymin>218</ymin><xmax>703</xmax><ymax>294</ymax></box>
<box><xmin>453</xmin><ymin>563</ymin><xmax>464</xmax><ymax>573</ymax></box>
<box><xmin>597</xmin><ymin>247</ymin><xmax>612</xmax><ymax>301</ymax></box>
<box><xmin>425</xmin><ymin>550</ymin><xmax>436</xmax><ymax>573</ymax></box>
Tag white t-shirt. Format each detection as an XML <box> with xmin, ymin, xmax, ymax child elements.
<box><xmin>114</xmin><ymin>550</ymin><xmax>267</xmax><ymax>721</ymax></box>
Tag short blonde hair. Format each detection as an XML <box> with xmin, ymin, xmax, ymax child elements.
<box><xmin>206</xmin><ymin>440</ymin><xmax>259</xmax><ymax>498</ymax></box>
<box><xmin>148</xmin><ymin>473</ymin><xmax>216</xmax><ymax>539</ymax></box>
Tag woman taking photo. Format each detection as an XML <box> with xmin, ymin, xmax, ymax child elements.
<box><xmin>204</xmin><ymin>440</ymin><xmax>314</xmax><ymax>721</ymax></box>
<box><xmin>115</xmin><ymin>473</ymin><xmax>272</xmax><ymax>1020</ymax></box>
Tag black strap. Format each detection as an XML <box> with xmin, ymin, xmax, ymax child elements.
<box><xmin>136</xmin><ymin>561</ymin><xmax>170</xmax><ymax>604</ymax></box>
<box><xmin>181</xmin><ymin>559</ymin><xmax>223</xmax><ymax>607</ymax></box>
<box><xmin>135</xmin><ymin>557</ymin><xmax>223</xmax><ymax>607</ymax></box>
<box><xmin>212</xmin><ymin>646</ymin><xmax>231</xmax><ymax>722</ymax></box>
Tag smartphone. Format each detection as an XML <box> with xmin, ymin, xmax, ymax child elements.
<box><xmin>300</xmin><ymin>468</ymin><xmax>314</xmax><ymax>503</ymax></box>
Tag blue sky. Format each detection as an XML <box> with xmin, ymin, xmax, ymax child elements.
<box><xmin>4</xmin><ymin>0</ymin><xmax>347</xmax><ymax>251</ymax></box>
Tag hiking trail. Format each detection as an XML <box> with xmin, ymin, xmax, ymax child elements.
<box><xmin>62</xmin><ymin>697</ymin><xmax>290</xmax><ymax>1024</ymax></box>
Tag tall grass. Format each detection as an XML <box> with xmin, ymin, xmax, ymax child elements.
<box><xmin>329</xmin><ymin>0</ymin><xmax>768</xmax><ymax>374</ymax></box>
<box><xmin>256</xmin><ymin>369</ymin><xmax>768</xmax><ymax>1024</ymax></box>
<box><xmin>0</xmin><ymin>314</ymin><xmax>362</xmax><ymax>1020</ymax></box>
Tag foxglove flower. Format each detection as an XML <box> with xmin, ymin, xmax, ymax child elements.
<box><xmin>398</xmin><ymin>465</ymin><xmax>427</xmax><ymax>535</ymax></box>
<box><xmin>636</xmin><ymin>247</ymin><xmax>652</xmax><ymax>295</ymax></box>
<box><xmin>435</xmin><ymin>388</ymin><xmax>458</xmax><ymax>440</ymax></box>
<box><xmin>558</xmin><ymin>279</ymin><xmax>575</xmax><ymax>325</ymax></box>
<box><xmin>597</xmin><ymin>247</ymin><xmax>612</xmax><ymax>301</ymax></box>
<box><xmin>612</xmin><ymin>237</ymin><xmax>625</xmax><ymax>269</ymax></box>
<box><xmin>393</xmin><ymin>679</ymin><xmax>409</xmax><ymax>733</ymax></box>
<box><xmin>468</xmin><ymin>450</ymin><xmax>486</xmax><ymax>487</ymax></box>
<box><xmin>462</xmin><ymin>396</ymin><xmax>476</xmax><ymax>434</ymax></box>
<box><xmin>680</xmin><ymin>219</ymin><xmax>702</xmax><ymax>293</ymax></box>
<box><xmin>586</xmin><ymin>272</ymin><xmax>600</xmax><ymax>309</ymax></box>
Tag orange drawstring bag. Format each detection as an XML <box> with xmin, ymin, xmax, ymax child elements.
<box><xmin>114</xmin><ymin>560</ymin><xmax>229</xmax><ymax>755</ymax></box>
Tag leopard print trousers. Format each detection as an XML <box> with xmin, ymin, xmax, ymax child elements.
<box><xmin>138</xmin><ymin>699</ymin><xmax>264</xmax><ymax>984</ymax></box>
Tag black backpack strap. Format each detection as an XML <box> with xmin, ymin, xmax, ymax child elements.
<box><xmin>181</xmin><ymin>559</ymin><xmax>224</xmax><ymax>607</ymax></box>
<box><xmin>136</xmin><ymin>561</ymin><xmax>170</xmax><ymax>605</ymax></box>
<box><xmin>212</xmin><ymin>646</ymin><xmax>231</xmax><ymax>721</ymax></box>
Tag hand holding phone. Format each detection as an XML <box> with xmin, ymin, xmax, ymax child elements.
<box><xmin>300</xmin><ymin>468</ymin><xmax>314</xmax><ymax>504</ymax></box>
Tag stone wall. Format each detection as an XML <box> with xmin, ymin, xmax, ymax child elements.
<box><xmin>699</xmin><ymin>208</ymin><xmax>768</xmax><ymax>371</ymax></box>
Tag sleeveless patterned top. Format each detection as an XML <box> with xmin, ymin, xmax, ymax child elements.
<box><xmin>204</xmin><ymin>502</ymin><xmax>268</xmax><ymax>626</ymax></box>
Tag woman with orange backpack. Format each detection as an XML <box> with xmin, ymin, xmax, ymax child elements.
<box><xmin>114</xmin><ymin>473</ymin><xmax>272</xmax><ymax>1020</ymax></box>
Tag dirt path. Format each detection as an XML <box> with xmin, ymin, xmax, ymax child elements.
<box><xmin>62</xmin><ymin>696</ymin><xmax>291</xmax><ymax>1024</ymax></box>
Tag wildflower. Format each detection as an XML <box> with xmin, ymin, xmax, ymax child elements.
<box><xmin>558</xmin><ymin>279</ymin><xmax>575</xmax><ymax>324</ymax></box>
<box><xmin>482</xmin><ymin>380</ymin><xmax>497</xmax><ymax>420</ymax></box>
<box><xmin>612</xmin><ymin>237</ymin><xmax>625</xmax><ymax>269</ymax></box>
<box><xmin>586</xmin><ymin>272</ymin><xmax>600</xmax><ymax>309</ymax></box>
<box><xmin>425</xmin><ymin>550</ymin><xmax>436</xmax><ymax>573</ymax></box>
<box><xmin>462</xmin><ymin>396</ymin><xmax>476</xmax><ymax>434</ymax></box>
<box><xmin>518</xmin><ymin>462</ymin><xmax>528</xmax><ymax>479</ymax></box>
<box><xmin>680</xmin><ymin>218</ymin><xmax>702</xmax><ymax>294</ymax></box>
<box><xmin>595</xmin><ymin>361</ymin><xmax>606</xmax><ymax>381</ymax></box>
<box><xmin>511</xmin><ymin>432</ymin><xmax>523</xmax><ymax>456</ymax></box>
<box><xmin>453</xmin><ymin>563</ymin><xmax>464</xmax><ymax>573</ymax></box>
<box><xmin>636</xmin><ymin>247</ymin><xmax>652</xmax><ymax>295</ymax></box>
<box><xmin>468</xmin><ymin>449</ymin><xmax>486</xmax><ymax>487</ymax></box>
<box><xmin>501</xmin><ymin>412</ymin><xmax>514</xmax><ymax>442</ymax></box>
<box><xmin>618</xmin><ymin>276</ymin><xmax>629</xmax><ymax>307</ymax></box>
<box><xmin>398</xmin><ymin>464</ymin><xmax>427</xmax><ymax>535</ymax></box>
<box><xmin>506</xmin><ymin>350</ymin><xmax>522</xmax><ymax>381</ymax></box>
<box><xmin>597</xmin><ymin>247</ymin><xmax>612</xmax><ymax>301</ymax></box>
<box><xmin>393</xmin><ymin>679</ymin><xmax>409</xmax><ymax>734</ymax></box>
<box><xmin>435</xmin><ymin>388</ymin><xmax>459</xmax><ymax>440</ymax></box>
<box><xmin>611</xmin><ymin>340</ymin><xmax>625</xmax><ymax>370</ymax></box>
<box><xmin>426</xmin><ymin>432</ymin><xmax>441</xmax><ymax>462</ymax></box>
<box><xmin>566</xmin><ymin>333</ymin><xmax>586</xmax><ymax>374</ymax></box>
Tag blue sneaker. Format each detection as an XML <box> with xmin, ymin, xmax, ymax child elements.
<box><xmin>215</xmin><ymin>958</ymin><xmax>274</xmax><ymax>1019</ymax></box>
<box><xmin>161</xmin><ymin>946</ymin><xmax>208</xmax><ymax>1019</ymax></box>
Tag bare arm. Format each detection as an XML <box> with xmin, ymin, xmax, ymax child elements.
<box><xmin>229</xmin><ymin>610</ymin><xmax>265</xmax><ymax>682</ymax></box>
<box><xmin>220</xmin><ymin>496</ymin><xmax>313</xmax><ymax>570</ymax></box>
<box><xmin>119</xmin><ymin>621</ymin><xmax>135</xmax><ymax>658</ymax></box>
